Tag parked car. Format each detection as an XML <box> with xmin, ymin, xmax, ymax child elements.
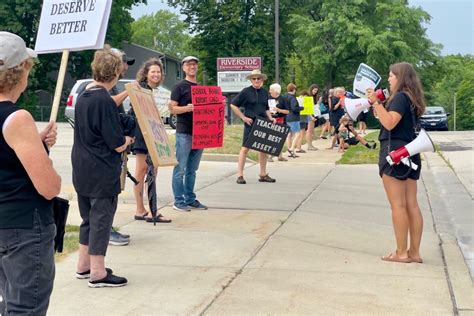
<box><xmin>420</xmin><ymin>106</ymin><xmax>449</xmax><ymax>131</ymax></box>
<box><xmin>64</xmin><ymin>79</ymin><xmax>176</xmax><ymax>129</ymax></box>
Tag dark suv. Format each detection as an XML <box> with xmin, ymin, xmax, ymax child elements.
<box><xmin>420</xmin><ymin>106</ymin><xmax>449</xmax><ymax>131</ymax></box>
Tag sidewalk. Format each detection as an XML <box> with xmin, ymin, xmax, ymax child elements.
<box><xmin>48</xmin><ymin>137</ymin><xmax>473</xmax><ymax>315</ymax></box>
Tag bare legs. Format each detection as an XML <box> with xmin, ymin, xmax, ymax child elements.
<box><xmin>237</xmin><ymin>146</ymin><xmax>268</xmax><ymax>178</ymax></box>
<box><xmin>77</xmin><ymin>245</ymin><xmax>106</xmax><ymax>281</ymax></box>
<box><xmin>382</xmin><ymin>175</ymin><xmax>423</xmax><ymax>261</ymax></box>
<box><xmin>306</xmin><ymin>120</ymin><xmax>316</xmax><ymax>149</ymax></box>
<box><xmin>133</xmin><ymin>154</ymin><xmax>147</xmax><ymax>216</ymax></box>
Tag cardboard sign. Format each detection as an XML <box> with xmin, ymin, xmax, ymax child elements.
<box><xmin>192</xmin><ymin>105</ymin><xmax>225</xmax><ymax>149</ymax></box>
<box><xmin>244</xmin><ymin>118</ymin><xmax>290</xmax><ymax>156</ymax></box>
<box><xmin>298</xmin><ymin>96</ymin><xmax>315</xmax><ymax>115</ymax></box>
<box><xmin>191</xmin><ymin>86</ymin><xmax>223</xmax><ymax>106</ymax></box>
<box><xmin>125</xmin><ymin>84</ymin><xmax>177</xmax><ymax>168</ymax></box>
<box><xmin>353</xmin><ymin>63</ymin><xmax>381</xmax><ymax>98</ymax></box>
<box><xmin>35</xmin><ymin>0</ymin><xmax>112</xmax><ymax>53</ymax></box>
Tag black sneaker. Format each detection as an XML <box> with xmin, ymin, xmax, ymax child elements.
<box><xmin>88</xmin><ymin>273</ymin><xmax>128</xmax><ymax>288</ymax></box>
<box><xmin>76</xmin><ymin>268</ymin><xmax>113</xmax><ymax>280</ymax></box>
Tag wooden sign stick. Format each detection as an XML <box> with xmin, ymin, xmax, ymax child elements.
<box><xmin>49</xmin><ymin>49</ymin><xmax>69</xmax><ymax>122</ymax></box>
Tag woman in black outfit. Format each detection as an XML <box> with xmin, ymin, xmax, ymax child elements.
<box><xmin>367</xmin><ymin>62</ymin><xmax>426</xmax><ymax>264</ymax></box>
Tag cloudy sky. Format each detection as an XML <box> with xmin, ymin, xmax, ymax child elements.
<box><xmin>130</xmin><ymin>0</ymin><xmax>473</xmax><ymax>56</ymax></box>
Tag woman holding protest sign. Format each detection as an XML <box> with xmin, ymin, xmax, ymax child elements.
<box><xmin>130</xmin><ymin>58</ymin><xmax>172</xmax><ymax>223</ymax></box>
<box><xmin>367</xmin><ymin>62</ymin><xmax>426</xmax><ymax>264</ymax></box>
<box><xmin>73</xmin><ymin>47</ymin><xmax>134</xmax><ymax>287</ymax></box>
<box><xmin>0</xmin><ymin>31</ymin><xmax>61</xmax><ymax>315</ymax></box>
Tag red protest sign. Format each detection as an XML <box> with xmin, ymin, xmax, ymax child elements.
<box><xmin>192</xmin><ymin>104</ymin><xmax>225</xmax><ymax>149</ymax></box>
<box><xmin>191</xmin><ymin>85</ymin><xmax>223</xmax><ymax>106</ymax></box>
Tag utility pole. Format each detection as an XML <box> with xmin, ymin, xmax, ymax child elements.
<box><xmin>453</xmin><ymin>93</ymin><xmax>457</xmax><ymax>131</ymax></box>
<box><xmin>275</xmin><ymin>0</ymin><xmax>279</xmax><ymax>83</ymax></box>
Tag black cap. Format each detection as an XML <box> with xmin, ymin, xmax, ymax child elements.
<box><xmin>122</xmin><ymin>54</ymin><xmax>135</xmax><ymax>66</ymax></box>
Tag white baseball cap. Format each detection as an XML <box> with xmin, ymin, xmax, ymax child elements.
<box><xmin>181</xmin><ymin>56</ymin><xmax>199</xmax><ymax>65</ymax></box>
<box><xmin>0</xmin><ymin>32</ymin><xmax>37</xmax><ymax>71</ymax></box>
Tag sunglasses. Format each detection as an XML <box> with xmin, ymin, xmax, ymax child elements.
<box><xmin>251</xmin><ymin>77</ymin><xmax>262</xmax><ymax>81</ymax></box>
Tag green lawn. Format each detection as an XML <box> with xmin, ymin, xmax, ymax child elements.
<box><xmin>55</xmin><ymin>225</ymin><xmax>80</xmax><ymax>262</ymax></box>
<box><xmin>337</xmin><ymin>131</ymin><xmax>380</xmax><ymax>164</ymax></box>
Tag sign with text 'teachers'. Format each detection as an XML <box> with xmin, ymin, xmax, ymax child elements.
<box><xmin>35</xmin><ymin>0</ymin><xmax>112</xmax><ymax>53</ymax></box>
<box><xmin>244</xmin><ymin>118</ymin><xmax>290</xmax><ymax>156</ymax></box>
<box><xmin>191</xmin><ymin>86</ymin><xmax>225</xmax><ymax>149</ymax></box>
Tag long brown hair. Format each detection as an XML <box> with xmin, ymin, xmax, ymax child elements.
<box><xmin>136</xmin><ymin>58</ymin><xmax>164</xmax><ymax>86</ymax></box>
<box><xmin>387</xmin><ymin>62</ymin><xmax>426</xmax><ymax>117</ymax></box>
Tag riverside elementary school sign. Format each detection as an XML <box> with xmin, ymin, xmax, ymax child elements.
<box><xmin>217</xmin><ymin>57</ymin><xmax>261</xmax><ymax>93</ymax></box>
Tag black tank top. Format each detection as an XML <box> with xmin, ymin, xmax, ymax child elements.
<box><xmin>0</xmin><ymin>101</ymin><xmax>53</xmax><ymax>228</ymax></box>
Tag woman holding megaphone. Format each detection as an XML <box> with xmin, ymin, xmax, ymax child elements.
<box><xmin>367</xmin><ymin>62</ymin><xmax>426</xmax><ymax>264</ymax></box>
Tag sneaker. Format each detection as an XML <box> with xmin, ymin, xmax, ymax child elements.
<box><xmin>277</xmin><ymin>157</ymin><xmax>288</xmax><ymax>162</ymax></box>
<box><xmin>173</xmin><ymin>203</ymin><xmax>191</xmax><ymax>212</ymax></box>
<box><xmin>88</xmin><ymin>273</ymin><xmax>128</xmax><ymax>288</ymax></box>
<box><xmin>111</xmin><ymin>228</ymin><xmax>130</xmax><ymax>240</ymax></box>
<box><xmin>187</xmin><ymin>200</ymin><xmax>208</xmax><ymax>210</ymax></box>
<box><xmin>259</xmin><ymin>174</ymin><xmax>276</xmax><ymax>183</ymax></box>
<box><xmin>371</xmin><ymin>142</ymin><xmax>377</xmax><ymax>149</ymax></box>
<box><xmin>296</xmin><ymin>149</ymin><xmax>306</xmax><ymax>153</ymax></box>
<box><xmin>109</xmin><ymin>231</ymin><xmax>130</xmax><ymax>246</ymax></box>
<box><xmin>76</xmin><ymin>268</ymin><xmax>113</xmax><ymax>280</ymax></box>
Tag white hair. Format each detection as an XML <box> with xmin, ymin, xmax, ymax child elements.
<box><xmin>269</xmin><ymin>83</ymin><xmax>281</xmax><ymax>94</ymax></box>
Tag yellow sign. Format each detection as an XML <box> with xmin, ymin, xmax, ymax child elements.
<box><xmin>299</xmin><ymin>96</ymin><xmax>314</xmax><ymax>115</ymax></box>
<box><xmin>125</xmin><ymin>83</ymin><xmax>177</xmax><ymax>167</ymax></box>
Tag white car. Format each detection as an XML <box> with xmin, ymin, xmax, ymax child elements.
<box><xmin>64</xmin><ymin>79</ymin><xmax>176</xmax><ymax>129</ymax></box>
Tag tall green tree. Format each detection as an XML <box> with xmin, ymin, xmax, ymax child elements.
<box><xmin>168</xmin><ymin>0</ymin><xmax>295</xmax><ymax>85</ymax></box>
<box><xmin>131</xmin><ymin>10</ymin><xmax>191</xmax><ymax>58</ymax></box>
<box><xmin>289</xmin><ymin>0</ymin><xmax>440</xmax><ymax>89</ymax></box>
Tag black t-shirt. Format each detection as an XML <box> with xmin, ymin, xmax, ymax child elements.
<box><xmin>379</xmin><ymin>92</ymin><xmax>417</xmax><ymax>142</ymax></box>
<box><xmin>331</xmin><ymin>96</ymin><xmax>345</xmax><ymax>120</ymax></box>
<box><xmin>170</xmin><ymin>79</ymin><xmax>198</xmax><ymax>135</ymax></box>
<box><xmin>109</xmin><ymin>85</ymin><xmax>125</xmax><ymax>114</ymax></box>
<box><xmin>231</xmin><ymin>86</ymin><xmax>269</xmax><ymax>119</ymax></box>
<box><xmin>270</xmin><ymin>95</ymin><xmax>288</xmax><ymax>118</ymax></box>
<box><xmin>72</xmin><ymin>86</ymin><xmax>125</xmax><ymax>198</ymax></box>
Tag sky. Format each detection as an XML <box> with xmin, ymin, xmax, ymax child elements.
<box><xmin>130</xmin><ymin>0</ymin><xmax>473</xmax><ymax>56</ymax></box>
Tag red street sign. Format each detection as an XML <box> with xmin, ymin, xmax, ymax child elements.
<box><xmin>217</xmin><ymin>57</ymin><xmax>261</xmax><ymax>71</ymax></box>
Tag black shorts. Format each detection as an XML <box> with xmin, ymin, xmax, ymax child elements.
<box><xmin>378</xmin><ymin>139</ymin><xmax>421</xmax><ymax>180</ymax></box>
<box><xmin>300</xmin><ymin>122</ymin><xmax>308</xmax><ymax>130</ymax></box>
<box><xmin>242</xmin><ymin>123</ymin><xmax>253</xmax><ymax>147</ymax></box>
<box><xmin>131</xmin><ymin>125</ymin><xmax>148</xmax><ymax>155</ymax></box>
<box><xmin>357</xmin><ymin>111</ymin><xmax>367</xmax><ymax>122</ymax></box>
<box><xmin>347</xmin><ymin>137</ymin><xmax>359</xmax><ymax>146</ymax></box>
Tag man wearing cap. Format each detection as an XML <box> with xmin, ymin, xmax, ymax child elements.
<box><xmin>168</xmin><ymin>56</ymin><xmax>208</xmax><ymax>211</ymax></box>
<box><xmin>0</xmin><ymin>31</ymin><xmax>61</xmax><ymax>315</ymax></box>
<box><xmin>230</xmin><ymin>69</ymin><xmax>277</xmax><ymax>184</ymax></box>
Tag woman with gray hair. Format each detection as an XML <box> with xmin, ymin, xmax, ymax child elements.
<box><xmin>267</xmin><ymin>83</ymin><xmax>289</xmax><ymax>162</ymax></box>
<box><xmin>0</xmin><ymin>31</ymin><xmax>61</xmax><ymax>315</ymax></box>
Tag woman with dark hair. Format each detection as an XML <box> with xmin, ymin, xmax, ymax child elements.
<box><xmin>318</xmin><ymin>89</ymin><xmax>331</xmax><ymax>139</ymax></box>
<box><xmin>131</xmin><ymin>58</ymin><xmax>171</xmax><ymax>223</ymax></box>
<box><xmin>0</xmin><ymin>31</ymin><xmax>61</xmax><ymax>315</ymax></box>
<box><xmin>306</xmin><ymin>84</ymin><xmax>319</xmax><ymax>150</ymax></box>
<box><xmin>367</xmin><ymin>62</ymin><xmax>426</xmax><ymax>264</ymax></box>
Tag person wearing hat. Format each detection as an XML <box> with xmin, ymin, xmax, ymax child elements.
<box><xmin>0</xmin><ymin>32</ymin><xmax>61</xmax><ymax>315</ymax></box>
<box><xmin>230</xmin><ymin>69</ymin><xmax>277</xmax><ymax>184</ymax></box>
<box><xmin>110</xmin><ymin>48</ymin><xmax>135</xmax><ymax>114</ymax></box>
<box><xmin>168</xmin><ymin>55</ymin><xmax>208</xmax><ymax>211</ymax></box>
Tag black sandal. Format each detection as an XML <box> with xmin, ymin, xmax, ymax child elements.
<box><xmin>146</xmin><ymin>214</ymin><xmax>172</xmax><ymax>223</ymax></box>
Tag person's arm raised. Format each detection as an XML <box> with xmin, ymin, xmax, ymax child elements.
<box><xmin>4</xmin><ymin>110</ymin><xmax>61</xmax><ymax>200</ymax></box>
<box><xmin>366</xmin><ymin>88</ymin><xmax>401</xmax><ymax>130</ymax></box>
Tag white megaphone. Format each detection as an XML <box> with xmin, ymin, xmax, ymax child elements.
<box><xmin>386</xmin><ymin>129</ymin><xmax>435</xmax><ymax>170</ymax></box>
<box><xmin>344</xmin><ymin>98</ymin><xmax>371</xmax><ymax>121</ymax></box>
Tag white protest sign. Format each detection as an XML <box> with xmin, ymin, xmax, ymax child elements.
<box><xmin>35</xmin><ymin>0</ymin><xmax>112</xmax><ymax>53</ymax></box>
<box><xmin>353</xmin><ymin>63</ymin><xmax>381</xmax><ymax>98</ymax></box>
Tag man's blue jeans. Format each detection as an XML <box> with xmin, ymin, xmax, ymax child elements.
<box><xmin>0</xmin><ymin>210</ymin><xmax>56</xmax><ymax>316</ymax></box>
<box><xmin>172</xmin><ymin>133</ymin><xmax>203</xmax><ymax>205</ymax></box>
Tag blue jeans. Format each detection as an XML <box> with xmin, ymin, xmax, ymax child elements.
<box><xmin>172</xmin><ymin>133</ymin><xmax>203</xmax><ymax>205</ymax></box>
<box><xmin>0</xmin><ymin>210</ymin><xmax>56</xmax><ymax>316</ymax></box>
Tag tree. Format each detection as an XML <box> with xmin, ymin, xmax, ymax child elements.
<box><xmin>453</xmin><ymin>60</ymin><xmax>474</xmax><ymax>130</ymax></box>
<box><xmin>289</xmin><ymin>0</ymin><xmax>440</xmax><ymax>89</ymax></box>
<box><xmin>131</xmin><ymin>10</ymin><xmax>191</xmax><ymax>58</ymax></box>
<box><xmin>168</xmin><ymin>0</ymin><xmax>295</xmax><ymax>85</ymax></box>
